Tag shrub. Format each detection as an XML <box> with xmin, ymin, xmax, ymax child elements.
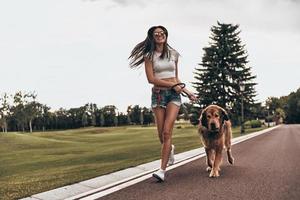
<box><xmin>250</xmin><ymin>120</ymin><xmax>262</xmax><ymax>128</ymax></box>
<box><xmin>244</xmin><ymin>121</ymin><xmax>251</xmax><ymax>129</ymax></box>
<box><xmin>244</xmin><ymin>120</ymin><xmax>262</xmax><ymax>128</ymax></box>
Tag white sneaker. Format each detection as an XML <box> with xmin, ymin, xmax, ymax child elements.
<box><xmin>152</xmin><ymin>169</ymin><xmax>165</xmax><ymax>182</ymax></box>
<box><xmin>168</xmin><ymin>144</ymin><xmax>175</xmax><ymax>166</ymax></box>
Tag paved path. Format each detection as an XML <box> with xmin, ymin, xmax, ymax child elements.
<box><xmin>96</xmin><ymin>125</ymin><xmax>300</xmax><ymax>200</ymax></box>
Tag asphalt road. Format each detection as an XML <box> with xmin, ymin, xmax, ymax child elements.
<box><xmin>99</xmin><ymin>125</ymin><xmax>300</xmax><ymax>200</ymax></box>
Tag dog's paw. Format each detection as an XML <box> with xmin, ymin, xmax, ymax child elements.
<box><xmin>228</xmin><ymin>156</ymin><xmax>234</xmax><ymax>165</ymax></box>
<box><xmin>206</xmin><ymin>166</ymin><xmax>212</xmax><ymax>172</ymax></box>
<box><xmin>209</xmin><ymin>170</ymin><xmax>220</xmax><ymax>178</ymax></box>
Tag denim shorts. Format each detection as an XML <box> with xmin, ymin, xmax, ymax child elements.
<box><xmin>151</xmin><ymin>87</ymin><xmax>182</xmax><ymax>109</ymax></box>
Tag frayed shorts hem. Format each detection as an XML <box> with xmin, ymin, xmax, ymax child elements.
<box><xmin>151</xmin><ymin>101</ymin><xmax>181</xmax><ymax>109</ymax></box>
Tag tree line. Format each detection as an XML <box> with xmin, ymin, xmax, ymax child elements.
<box><xmin>0</xmin><ymin>91</ymin><xmax>199</xmax><ymax>133</ymax></box>
<box><xmin>1</xmin><ymin>87</ymin><xmax>298</xmax><ymax>133</ymax></box>
<box><xmin>0</xmin><ymin>91</ymin><xmax>157</xmax><ymax>132</ymax></box>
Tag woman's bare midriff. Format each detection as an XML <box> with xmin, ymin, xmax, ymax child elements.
<box><xmin>154</xmin><ymin>77</ymin><xmax>178</xmax><ymax>89</ymax></box>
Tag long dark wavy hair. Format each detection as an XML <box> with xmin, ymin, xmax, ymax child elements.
<box><xmin>128</xmin><ymin>25</ymin><xmax>173</xmax><ymax>68</ymax></box>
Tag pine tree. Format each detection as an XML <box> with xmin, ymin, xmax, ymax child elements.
<box><xmin>193</xmin><ymin>22</ymin><xmax>257</xmax><ymax>124</ymax></box>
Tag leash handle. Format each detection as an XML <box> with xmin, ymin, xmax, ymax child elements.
<box><xmin>181</xmin><ymin>91</ymin><xmax>189</xmax><ymax>97</ymax></box>
<box><xmin>171</xmin><ymin>83</ymin><xmax>198</xmax><ymax>100</ymax></box>
<box><xmin>171</xmin><ymin>83</ymin><xmax>186</xmax><ymax>90</ymax></box>
<box><xmin>171</xmin><ymin>83</ymin><xmax>189</xmax><ymax>97</ymax></box>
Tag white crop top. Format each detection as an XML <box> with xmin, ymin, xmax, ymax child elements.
<box><xmin>152</xmin><ymin>49</ymin><xmax>179</xmax><ymax>79</ymax></box>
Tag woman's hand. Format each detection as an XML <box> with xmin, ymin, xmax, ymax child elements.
<box><xmin>188</xmin><ymin>93</ymin><xmax>198</xmax><ymax>102</ymax></box>
<box><xmin>182</xmin><ymin>88</ymin><xmax>198</xmax><ymax>102</ymax></box>
<box><xmin>173</xmin><ymin>85</ymin><xmax>184</xmax><ymax>94</ymax></box>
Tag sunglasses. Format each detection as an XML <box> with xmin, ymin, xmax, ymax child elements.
<box><xmin>153</xmin><ymin>31</ymin><xmax>165</xmax><ymax>37</ymax></box>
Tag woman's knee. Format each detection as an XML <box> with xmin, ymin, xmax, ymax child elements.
<box><xmin>162</xmin><ymin>129</ymin><xmax>172</xmax><ymax>142</ymax></box>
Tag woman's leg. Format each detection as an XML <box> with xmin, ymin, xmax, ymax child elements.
<box><xmin>160</xmin><ymin>103</ymin><xmax>180</xmax><ymax>170</ymax></box>
<box><xmin>152</xmin><ymin>107</ymin><xmax>166</xmax><ymax>144</ymax></box>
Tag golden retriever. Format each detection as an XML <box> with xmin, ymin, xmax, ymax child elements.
<box><xmin>198</xmin><ymin>105</ymin><xmax>234</xmax><ymax>178</ymax></box>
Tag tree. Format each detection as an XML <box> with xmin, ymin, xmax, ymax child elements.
<box><xmin>127</xmin><ymin>105</ymin><xmax>132</xmax><ymax>125</ymax></box>
<box><xmin>11</xmin><ymin>91</ymin><xmax>27</xmax><ymax>132</ymax></box>
<box><xmin>36</xmin><ymin>104</ymin><xmax>51</xmax><ymax>131</ymax></box>
<box><xmin>140</xmin><ymin>110</ymin><xmax>144</xmax><ymax>125</ymax></box>
<box><xmin>265</xmin><ymin>96</ymin><xmax>289</xmax><ymax>124</ymax></box>
<box><xmin>141</xmin><ymin>107</ymin><xmax>154</xmax><ymax>125</ymax></box>
<box><xmin>101</xmin><ymin>105</ymin><xmax>117</xmax><ymax>126</ymax></box>
<box><xmin>178</xmin><ymin>103</ymin><xmax>194</xmax><ymax>121</ymax></box>
<box><xmin>100</xmin><ymin>112</ymin><xmax>105</xmax><ymax>127</ymax></box>
<box><xmin>24</xmin><ymin>91</ymin><xmax>42</xmax><ymax>133</ymax></box>
<box><xmin>129</xmin><ymin>105</ymin><xmax>142</xmax><ymax>124</ymax></box>
<box><xmin>285</xmin><ymin>88</ymin><xmax>300</xmax><ymax>124</ymax></box>
<box><xmin>249</xmin><ymin>102</ymin><xmax>265</xmax><ymax>120</ymax></box>
<box><xmin>117</xmin><ymin>112</ymin><xmax>129</xmax><ymax>126</ymax></box>
<box><xmin>266</xmin><ymin>97</ymin><xmax>283</xmax><ymax>113</ymax></box>
<box><xmin>82</xmin><ymin>113</ymin><xmax>88</xmax><ymax>127</ymax></box>
<box><xmin>84</xmin><ymin>103</ymin><xmax>98</xmax><ymax>127</ymax></box>
<box><xmin>274</xmin><ymin>108</ymin><xmax>285</xmax><ymax>124</ymax></box>
<box><xmin>54</xmin><ymin>108</ymin><xmax>71</xmax><ymax>129</ymax></box>
<box><xmin>190</xmin><ymin>105</ymin><xmax>201</xmax><ymax>126</ymax></box>
<box><xmin>193</xmin><ymin>22</ymin><xmax>257</xmax><ymax>125</ymax></box>
<box><xmin>114</xmin><ymin>113</ymin><xmax>118</xmax><ymax>126</ymax></box>
<box><xmin>0</xmin><ymin>93</ymin><xmax>10</xmax><ymax>133</ymax></box>
<box><xmin>68</xmin><ymin>107</ymin><xmax>84</xmax><ymax>128</ymax></box>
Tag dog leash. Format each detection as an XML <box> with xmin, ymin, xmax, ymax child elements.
<box><xmin>171</xmin><ymin>83</ymin><xmax>197</xmax><ymax>99</ymax></box>
<box><xmin>171</xmin><ymin>83</ymin><xmax>188</xmax><ymax>97</ymax></box>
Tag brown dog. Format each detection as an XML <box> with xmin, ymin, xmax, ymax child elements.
<box><xmin>198</xmin><ymin>105</ymin><xmax>234</xmax><ymax>178</ymax></box>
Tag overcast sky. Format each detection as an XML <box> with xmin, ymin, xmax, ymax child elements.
<box><xmin>1</xmin><ymin>0</ymin><xmax>300</xmax><ymax>112</ymax></box>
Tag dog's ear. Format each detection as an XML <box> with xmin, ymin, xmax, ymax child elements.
<box><xmin>221</xmin><ymin>108</ymin><xmax>229</xmax><ymax>123</ymax></box>
<box><xmin>199</xmin><ymin>110</ymin><xmax>208</xmax><ymax>128</ymax></box>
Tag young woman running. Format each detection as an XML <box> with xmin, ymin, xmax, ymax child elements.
<box><xmin>129</xmin><ymin>25</ymin><xmax>197</xmax><ymax>181</ymax></box>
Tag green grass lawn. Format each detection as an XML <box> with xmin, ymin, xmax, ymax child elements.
<box><xmin>0</xmin><ymin>124</ymin><xmax>265</xmax><ymax>200</ymax></box>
